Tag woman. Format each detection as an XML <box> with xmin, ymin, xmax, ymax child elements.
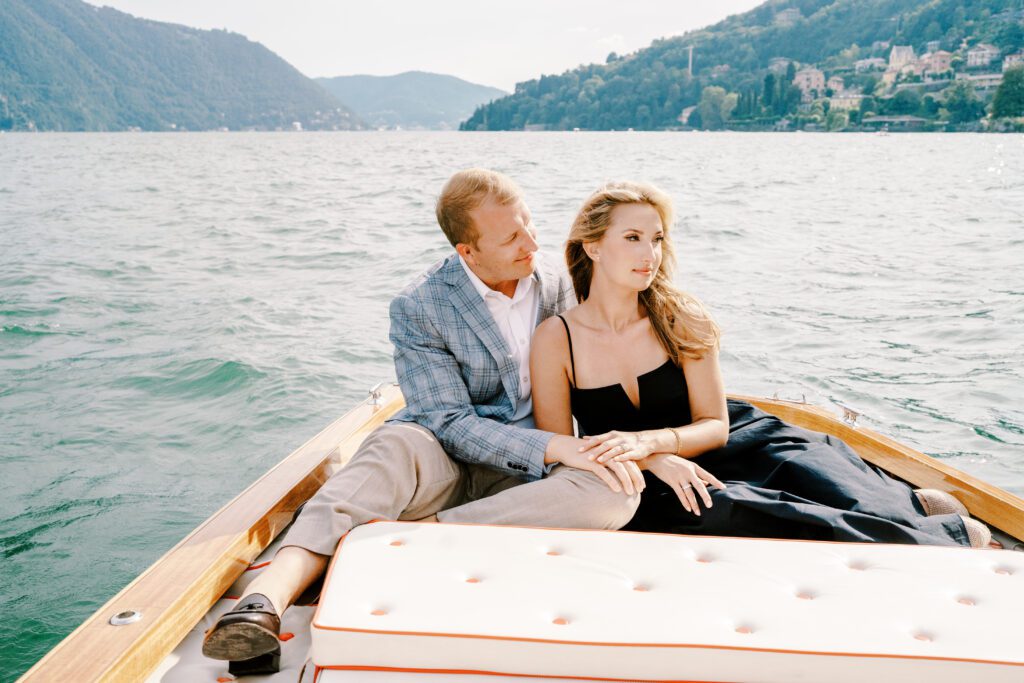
<box><xmin>529</xmin><ymin>181</ymin><xmax>988</xmax><ymax>547</ymax></box>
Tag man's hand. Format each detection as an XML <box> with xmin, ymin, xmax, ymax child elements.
<box><xmin>644</xmin><ymin>454</ymin><xmax>725</xmax><ymax>516</ymax></box>
<box><xmin>545</xmin><ymin>434</ymin><xmax>645</xmax><ymax>495</ymax></box>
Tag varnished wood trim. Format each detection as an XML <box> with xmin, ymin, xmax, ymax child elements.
<box><xmin>732</xmin><ymin>394</ymin><xmax>1024</xmax><ymax>539</ymax></box>
<box><xmin>19</xmin><ymin>385</ymin><xmax>406</xmax><ymax>683</ymax></box>
<box><xmin>23</xmin><ymin>389</ymin><xmax>1023</xmax><ymax>681</ymax></box>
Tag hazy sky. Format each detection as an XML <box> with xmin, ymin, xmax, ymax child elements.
<box><xmin>84</xmin><ymin>1</ymin><xmax>764</xmax><ymax>91</ymax></box>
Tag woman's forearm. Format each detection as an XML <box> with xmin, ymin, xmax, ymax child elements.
<box><xmin>638</xmin><ymin>418</ymin><xmax>728</xmax><ymax>459</ymax></box>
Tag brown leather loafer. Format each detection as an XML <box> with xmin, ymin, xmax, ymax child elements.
<box><xmin>202</xmin><ymin>593</ymin><xmax>281</xmax><ymax>661</ymax></box>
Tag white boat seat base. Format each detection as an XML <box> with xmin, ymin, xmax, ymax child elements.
<box><xmin>311</xmin><ymin>521</ymin><xmax>1024</xmax><ymax>683</ymax></box>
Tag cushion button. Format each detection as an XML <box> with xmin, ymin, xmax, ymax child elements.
<box><xmin>552</xmin><ymin>617</ymin><xmax>569</xmax><ymax>625</ymax></box>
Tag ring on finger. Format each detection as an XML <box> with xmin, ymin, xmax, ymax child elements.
<box><xmin>682</xmin><ymin>484</ymin><xmax>693</xmax><ymax>490</ymax></box>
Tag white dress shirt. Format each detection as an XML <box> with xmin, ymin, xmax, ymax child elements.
<box><xmin>460</xmin><ymin>257</ymin><xmax>540</xmax><ymax>427</ymax></box>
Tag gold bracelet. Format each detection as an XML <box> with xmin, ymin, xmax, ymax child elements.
<box><xmin>668</xmin><ymin>427</ymin><xmax>681</xmax><ymax>455</ymax></box>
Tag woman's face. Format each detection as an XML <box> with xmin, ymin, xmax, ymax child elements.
<box><xmin>588</xmin><ymin>202</ymin><xmax>664</xmax><ymax>291</ymax></box>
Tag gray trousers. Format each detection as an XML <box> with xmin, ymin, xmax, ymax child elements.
<box><xmin>282</xmin><ymin>422</ymin><xmax>641</xmax><ymax>557</ymax></box>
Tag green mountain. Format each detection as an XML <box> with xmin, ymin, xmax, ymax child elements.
<box><xmin>463</xmin><ymin>0</ymin><xmax>1024</xmax><ymax>130</ymax></box>
<box><xmin>0</xmin><ymin>0</ymin><xmax>362</xmax><ymax>131</ymax></box>
<box><xmin>316</xmin><ymin>71</ymin><xmax>507</xmax><ymax>130</ymax></box>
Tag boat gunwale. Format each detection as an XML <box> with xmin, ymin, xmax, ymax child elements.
<box><xmin>17</xmin><ymin>384</ymin><xmax>405</xmax><ymax>683</ymax></box>
<box><xmin>736</xmin><ymin>394</ymin><xmax>1024</xmax><ymax>541</ymax></box>
<box><xmin>19</xmin><ymin>390</ymin><xmax>1024</xmax><ymax>682</ymax></box>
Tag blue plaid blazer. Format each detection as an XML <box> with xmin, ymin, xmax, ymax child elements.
<box><xmin>388</xmin><ymin>252</ymin><xmax>575</xmax><ymax>480</ymax></box>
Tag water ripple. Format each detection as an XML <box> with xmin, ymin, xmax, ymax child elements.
<box><xmin>0</xmin><ymin>131</ymin><xmax>1022</xmax><ymax>678</ymax></box>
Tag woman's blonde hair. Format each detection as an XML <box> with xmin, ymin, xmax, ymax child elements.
<box><xmin>566</xmin><ymin>181</ymin><xmax>720</xmax><ymax>362</ymax></box>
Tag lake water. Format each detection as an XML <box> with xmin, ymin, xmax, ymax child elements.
<box><xmin>1</xmin><ymin>131</ymin><xmax>1022</xmax><ymax>678</ymax></box>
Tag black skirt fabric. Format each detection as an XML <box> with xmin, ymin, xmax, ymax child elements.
<box><xmin>623</xmin><ymin>399</ymin><xmax>968</xmax><ymax>546</ymax></box>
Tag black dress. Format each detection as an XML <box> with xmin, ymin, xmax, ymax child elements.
<box><xmin>555</xmin><ymin>316</ymin><xmax>969</xmax><ymax>547</ymax></box>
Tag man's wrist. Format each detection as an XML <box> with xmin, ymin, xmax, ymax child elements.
<box><xmin>543</xmin><ymin>433</ymin><xmax>568</xmax><ymax>464</ymax></box>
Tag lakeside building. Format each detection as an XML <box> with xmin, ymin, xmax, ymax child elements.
<box><xmin>827</xmin><ymin>76</ymin><xmax>845</xmax><ymax>93</ymax></box>
<box><xmin>889</xmin><ymin>46</ymin><xmax>916</xmax><ymax>70</ymax></box>
<box><xmin>920</xmin><ymin>51</ymin><xmax>954</xmax><ymax>76</ymax></box>
<box><xmin>926</xmin><ymin>40</ymin><xmax>941</xmax><ymax>54</ymax></box>
<box><xmin>793</xmin><ymin>67</ymin><xmax>825</xmax><ymax>101</ymax></box>
<box><xmin>828</xmin><ymin>94</ymin><xmax>865</xmax><ymax>111</ymax></box>
<box><xmin>892</xmin><ymin>80</ymin><xmax>949</xmax><ymax>95</ymax></box>
<box><xmin>967</xmin><ymin>44</ymin><xmax>1001</xmax><ymax>68</ymax></box>
<box><xmin>855</xmin><ymin>58</ymin><xmax>887</xmax><ymax>72</ymax></box>
<box><xmin>872</xmin><ymin>41</ymin><xmax>891</xmax><ymax>52</ymax></box>
<box><xmin>862</xmin><ymin>115</ymin><xmax>928</xmax><ymax>131</ymax></box>
<box><xmin>955</xmin><ymin>72</ymin><xmax>1005</xmax><ymax>92</ymax></box>
<box><xmin>1004</xmin><ymin>51</ymin><xmax>1024</xmax><ymax>71</ymax></box>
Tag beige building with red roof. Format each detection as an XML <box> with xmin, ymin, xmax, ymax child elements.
<box><xmin>793</xmin><ymin>68</ymin><xmax>825</xmax><ymax>101</ymax></box>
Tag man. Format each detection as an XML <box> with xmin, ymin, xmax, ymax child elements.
<box><xmin>202</xmin><ymin>169</ymin><xmax>643</xmax><ymax>672</ymax></box>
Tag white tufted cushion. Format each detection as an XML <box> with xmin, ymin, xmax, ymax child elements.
<box><xmin>311</xmin><ymin>522</ymin><xmax>1024</xmax><ymax>682</ymax></box>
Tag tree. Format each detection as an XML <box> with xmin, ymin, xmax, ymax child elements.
<box><xmin>992</xmin><ymin>65</ymin><xmax>1024</xmax><ymax>118</ymax></box>
<box><xmin>826</xmin><ymin>108</ymin><xmax>848</xmax><ymax>131</ymax></box>
<box><xmin>943</xmin><ymin>80</ymin><xmax>984</xmax><ymax>123</ymax></box>
<box><xmin>696</xmin><ymin>86</ymin><xmax>737</xmax><ymax>130</ymax></box>
<box><xmin>763</xmin><ymin>73</ymin><xmax>776</xmax><ymax>108</ymax></box>
<box><xmin>687</xmin><ymin>107</ymin><xmax>703</xmax><ymax>128</ymax></box>
<box><xmin>852</xmin><ymin>74</ymin><xmax>880</xmax><ymax>96</ymax></box>
<box><xmin>994</xmin><ymin>23</ymin><xmax>1024</xmax><ymax>52</ymax></box>
<box><xmin>891</xmin><ymin>89</ymin><xmax>922</xmax><ymax>115</ymax></box>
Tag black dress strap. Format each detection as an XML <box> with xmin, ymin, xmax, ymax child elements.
<box><xmin>555</xmin><ymin>314</ymin><xmax>577</xmax><ymax>388</ymax></box>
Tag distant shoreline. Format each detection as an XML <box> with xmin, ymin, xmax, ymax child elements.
<box><xmin>2</xmin><ymin>128</ymin><xmax>1020</xmax><ymax>134</ymax></box>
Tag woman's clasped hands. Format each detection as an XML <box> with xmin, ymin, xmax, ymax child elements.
<box><xmin>579</xmin><ymin>429</ymin><xmax>726</xmax><ymax>516</ymax></box>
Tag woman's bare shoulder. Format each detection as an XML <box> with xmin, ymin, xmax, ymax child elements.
<box><xmin>534</xmin><ymin>314</ymin><xmax>571</xmax><ymax>347</ymax></box>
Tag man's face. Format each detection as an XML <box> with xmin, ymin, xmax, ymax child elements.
<box><xmin>460</xmin><ymin>197</ymin><xmax>539</xmax><ymax>286</ymax></box>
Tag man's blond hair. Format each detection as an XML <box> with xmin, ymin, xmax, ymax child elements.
<box><xmin>436</xmin><ymin>168</ymin><xmax>523</xmax><ymax>247</ymax></box>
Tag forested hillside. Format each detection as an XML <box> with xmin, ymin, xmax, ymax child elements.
<box><xmin>316</xmin><ymin>71</ymin><xmax>506</xmax><ymax>130</ymax></box>
<box><xmin>0</xmin><ymin>0</ymin><xmax>362</xmax><ymax>131</ymax></box>
<box><xmin>463</xmin><ymin>0</ymin><xmax>1024</xmax><ymax>131</ymax></box>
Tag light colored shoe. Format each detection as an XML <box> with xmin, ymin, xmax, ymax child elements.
<box><xmin>960</xmin><ymin>516</ymin><xmax>992</xmax><ymax>548</ymax></box>
<box><xmin>914</xmin><ymin>488</ymin><xmax>968</xmax><ymax>517</ymax></box>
